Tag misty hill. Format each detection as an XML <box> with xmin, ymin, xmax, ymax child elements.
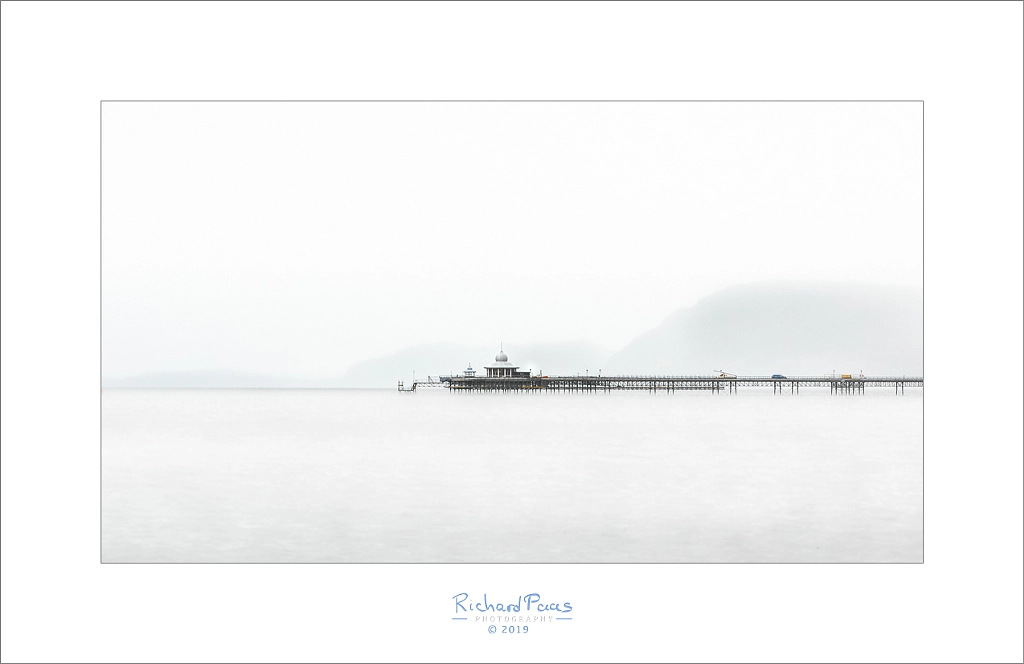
<box><xmin>339</xmin><ymin>341</ymin><xmax>608</xmax><ymax>388</ymax></box>
<box><xmin>601</xmin><ymin>282</ymin><xmax>923</xmax><ymax>377</ymax></box>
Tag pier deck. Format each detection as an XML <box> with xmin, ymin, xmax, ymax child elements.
<box><xmin>429</xmin><ymin>375</ymin><xmax>923</xmax><ymax>394</ymax></box>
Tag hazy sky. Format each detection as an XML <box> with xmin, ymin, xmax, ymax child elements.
<box><xmin>102</xmin><ymin>102</ymin><xmax>922</xmax><ymax>379</ymax></box>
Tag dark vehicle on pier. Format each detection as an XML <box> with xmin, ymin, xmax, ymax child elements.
<box><xmin>771</xmin><ymin>374</ymin><xmax>787</xmax><ymax>379</ymax></box>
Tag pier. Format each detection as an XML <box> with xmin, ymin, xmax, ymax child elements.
<box><xmin>401</xmin><ymin>349</ymin><xmax>922</xmax><ymax>394</ymax></box>
<box><xmin>436</xmin><ymin>374</ymin><xmax>923</xmax><ymax>394</ymax></box>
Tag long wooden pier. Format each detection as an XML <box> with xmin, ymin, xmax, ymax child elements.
<box><xmin>431</xmin><ymin>375</ymin><xmax>923</xmax><ymax>394</ymax></box>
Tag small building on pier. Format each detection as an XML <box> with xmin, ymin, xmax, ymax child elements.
<box><xmin>484</xmin><ymin>348</ymin><xmax>531</xmax><ymax>378</ymax></box>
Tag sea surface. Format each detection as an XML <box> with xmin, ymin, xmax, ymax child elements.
<box><xmin>101</xmin><ymin>388</ymin><xmax>923</xmax><ymax>562</ymax></box>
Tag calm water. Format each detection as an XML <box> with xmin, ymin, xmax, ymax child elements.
<box><xmin>101</xmin><ymin>388</ymin><xmax>922</xmax><ymax>562</ymax></box>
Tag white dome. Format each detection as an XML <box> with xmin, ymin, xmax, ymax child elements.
<box><xmin>495</xmin><ymin>350</ymin><xmax>508</xmax><ymax>362</ymax></box>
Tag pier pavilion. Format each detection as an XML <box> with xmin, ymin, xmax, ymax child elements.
<box><xmin>484</xmin><ymin>347</ymin><xmax>532</xmax><ymax>378</ymax></box>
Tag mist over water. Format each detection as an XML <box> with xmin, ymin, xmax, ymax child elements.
<box><xmin>102</xmin><ymin>388</ymin><xmax>922</xmax><ymax>562</ymax></box>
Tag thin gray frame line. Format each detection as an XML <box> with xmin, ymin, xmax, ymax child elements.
<box><xmin>101</xmin><ymin>99</ymin><xmax>924</xmax><ymax>103</ymax></box>
<box><xmin>97</xmin><ymin>98</ymin><xmax>929</xmax><ymax>565</ymax></box>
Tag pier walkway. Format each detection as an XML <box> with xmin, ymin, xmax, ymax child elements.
<box><xmin>432</xmin><ymin>375</ymin><xmax>923</xmax><ymax>394</ymax></box>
